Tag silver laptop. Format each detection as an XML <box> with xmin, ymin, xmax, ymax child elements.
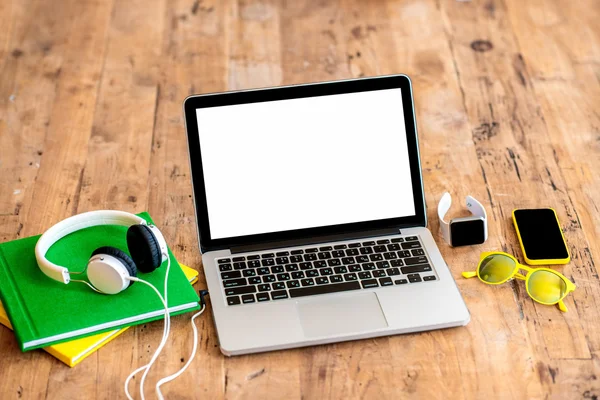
<box><xmin>183</xmin><ymin>75</ymin><xmax>470</xmax><ymax>356</ymax></box>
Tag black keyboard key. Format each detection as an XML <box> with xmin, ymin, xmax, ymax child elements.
<box><xmin>387</xmin><ymin>243</ymin><xmax>401</xmax><ymax>251</ymax></box>
<box><xmin>276</xmin><ymin>251</ymin><xmax>289</xmax><ymax>257</ymax></box>
<box><xmin>219</xmin><ymin>264</ymin><xmax>233</xmax><ymax>272</ymax></box>
<box><xmin>287</xmin><ymin>280</ymin><xmax>301</xmax><ymax>288</ymax></box>
<box><xmin>248</xmin><ymin>277</ymin><xmax>261</xmax><ymax>285</ymax></box>
<box><xmin>406</xmin><ymin>236</ymin><xmax>418</xmax><ymax>241</ymax></box>
<box><xmin>377</xmin><ymin>239</ymin><xmax>390</xmax><ymax>244</ymax></box>
<box><xmin>304</xmin><ymin>253</ymin><xmax>317</xmax><ymax>261</ymax></box>
<box><xmin>314</xmin><ymin>260</ymin><xmax>327</xmax><ymax>268</ymax></box>
<box><xmin>332</xmin><ymin>250</ymin><xmax>345</xmax><ymax>258</ymax></box>
<box><xmin>361</xmin><ymin>279</ymin><xmax>379</xmax><ymax>288</ymax></box>
<box><xmin>376</xmin><ymin>261</ymin><xmax>390</xmax><ymax>269</ymax></box>
<box><xmin>218</xmin><ymin>258</ymin><xmax>231</xmax><ymax>264</ymax></box>
<box><xmin>334</xmin><ymin>244</ymin><xmax>347</xmax><ymax>250</ymax></box>
<box><xmin>384</xmin><ymin>252</ymin><xmax>397</xmax><ymax>260</ymax></box>
<box><xmin>334</xmin><ymin>266</ymin><xmax>348</xmax><ymax>274</ymax></box>
<box><xmin>362</xmin><ymin>241</ymin><xmax>375</xmax><ymax>246</ymax></box>
<box><xmin>306</xmin><ymin>269</ymin><xmax>319</xmax><ymax>277</ymax></box>
<box><xmin>271</xmin><ymin>266</ymin><xmax>284</xmax><ymax>273</ymax></box>
<box><xmin>404</xmin><ymin>256</ymin><xmax>429</xmax><ymax>266</ymax></box>
<box><xmin>227</xmin><ymin>296</ymin><xmax>240</xmax><ymax>305</ymax></box>
<box><xmin>412</xmin><ymin>249</ymin><xmax>426</xmax><ymax>256</ymax></box>
<box><xmin>242</xmin><ymin>269</ymin><xmax>256</xmax><ymax>277</ymax></box>
<box><xmin>221</xmin><ymin>271</ymin><xmax>241</xmax><ymax>280</ymax></box>
<box><xmin>271</xmin><ymin>290</ymin><xmax>289</xmax><ymax>300</ymax></box>
<box><xmin>290</xmin><ymin>255</ymin><xmax>303</xmax><ymax>263</ymax></box>
<box><xmin>356</xmin><ymin>255</ymin><xmax>369</xmax><ymax>263</ymax></box>
<box><xmin>232</xmin><ymin>256</ymin><xmax>245</xmax><ymax>262</ymax></box>
<box><xmin>369</xmin><ymin>254</ymin><xmax>383</xmax><ymax>261</ymax></box>
<box><xmin>373</xmin><ymin>270</ymin><xmax>386</xmax><ymax>278</ymax></box>
<box><xmin>360</xmin><ymin>247</ymin><xmax>373</xmax><ymax>255</ymax></box>
<box><xmin>291</xmin><ymin>271</ymin><xmax>305</xmax><ymax>279</ymax></box>
<box><xmin>374</xmin><ymin>245</ymin><xmax>387</xmax><ymax>253</ymax></box>
<box><xmin>241</xmin><ymin>294</ymin><xmax>255</xmax><ymax>304</ymax></box>
<box><xmin>233</xmin><ymin>262</ymin><xmax>247</xmax><ymax>270</ymax></box>
<box><xmin>327</xmin><ymin>258</ymin><xmax>341</xmax><ymax>266</ymax></box>
<box><xmin>380</xmin><ymin>277</ymin><xmax>393</xmax><ymax>286</ymax></box>
<box><xmin>395</xmin><ymin>279</ymin><xmax>408</xmax><ymax>284</ymax></box>
<box><xmin>319</xmin><ymin>246</ymin><xmax>332</xmax><ymax>251</ymax></box>
<box><xmin>276</xmin><ymin>257</ymin><xmax>289</xmax><ymax>264</ymax></box>
<box><xmin>348</xmin><ymin>243</ymin><xmax>361</xmax><ymax>248</ymax></box>
<box><xmin>402</xmin><ymin>242</ymin><xmax>422</xmax><ymax>250</ymax></box>
<box><xmin>391</xmin><ymin>238</ymin><xmax>404</xmax><ymax>243</ymax></box>
<box><xmin>349</xmin><ymin>264</ymin><xmax>361</xmax><ymax>272</ymax></box>
<box><xmin>387</xmin><ymin>268</ymin><xmax>400</xmax><ymax>276</ymax></box>
<box><xmin>258</xmin><ymin>284</ymin><xmax>271</xmax><ymax>292</ymax></box>
<box><xmin>224</xmin><ymin>285</ymin><xmax>256</xmax><ymax>296</ymax></box>
<box><xmin>391</xmin><ymin>259</ymin><xmax>404</xmax><ymax>267</ymax></box>
<box><xmin>318</xmin><ymin>252</ymin><xmax>331</xmax><ymax>260</ymax></box>
<box><xmin>248</xmin><ymin>260</ymin><xmax>261</xmax><ymax>268</ymax></box>
<box><xmin>346</xmin><ymin>248</ymin><xmax>359</xmax><ymax>256</ymax></box>
<box><xmin>263</xmin><ymin>275</ymin><xmax>276</xmax><ymax>283</ymax></box>
<box><xmin>408</xmin><ymin>274</ymin><xmax>422</xmax><ymax>283</ymax></box>
<box><xmin>273</xmin><ymin>282</ymin><xmax>286</xmax><ymax>290</ymax></box>
<box><xmin>285</xmin><ymin>264</ymin><xmax>299</xmax><ymax>272</ymax></box>
<box><xmin>344</xmin><ymin>273</ymin><xmax>358</xmax><ymax>281</ymax></box>
<box><xmin>341</xmin><ymin>257</ymin><xmax>355</xmax><ymax>264</ymax></box>
<box><xmin>247</xmin><ymin>255</ymin><xmax>260</xmax><ymax>260</ymax></box>
<box><xmin>257</xmin><ymin>267</ymin><xmax>270</xmax><ymax>275</ymax></box>
<box><xmin>423</xmin><ymin>275</ymin><xmax>437</xmax><ymax>281</ymax></box>
<box><xmin>262</xmin><ymin>253</ymin><xmax>275</xmax><ymax>258</ymax></box>
<box><xmin>398</xmin><ymin>250</ymin><xmax>411</xmax><ymax>258</ymax></box>
<box><xmin>305</xmin><ymin>248</ymin><xmax>318</xmax><ymax>253</ymax></box>
<box><xmin>301</xmin><ymin>278</ymin><xmax>315</xmax><ymax>286</ymax></box>
<box><xmin>358</xmin><ymin>271</ymin><xmax>372</xmax><ymax>279</ymax></box>
<box><xmin>289</xmin><ymin>281</ymin><xmax>361</xmax><ymax>298</ymax></box>
<box><xmin>362</xmin><ymin>263</ymin><xmax>376</xmax><ymax>271</ymax></box>
<box><xmin>320</xmin><ymin>268</ymin><xmax>334</xmax><ymax>276</ymax></box>
<box><xmin>277</xmin><ymin>273</ymin><xmax>291</xmax><ymax>281</ymax></box>
<box><xmin>402</xmin><ymin>264</ymin><xmax>432</xmax><ymax>274</ymax></box>
<box><xmin>291</xmin><ymin>249</ymin><xmax>304</xmax><ymax>255</ymax></box>
<box><xmin>223</xmin><ymin>278</ymin><xmax>247</xmax><ymax>288</ymax></box>
<box><xmin>330</xmin><ymin>275</ymin><xmax>343</xmax><ymax>283</ymax></box>
<box><xmin>257</xmin><ymin>293</ymin><xmax>270</xmax><ymax>302</ymax></box>
<box><xmin>316</xmin><ymin>277</ymin><xmax>329</xmax><ymax>285</ymax></box>
<box><xmin>300</xmin><ymin>262</ymin><xmax>313</xmax><ymax>270</ymax></box>
<box><xmin>262</xmin><ymin>258</ymin><xmax>275</xmax><ymax>266</ymax></box>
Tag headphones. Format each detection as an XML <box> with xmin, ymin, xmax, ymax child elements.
<box><xmin>34</xmin><ymin>210</ymin><xmax>169</xmax><ymax>294</ymax></box>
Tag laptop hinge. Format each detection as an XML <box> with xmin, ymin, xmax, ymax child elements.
<box><xmin>230</xmin><ymin>228</ymin><xmax>401</xmax><ymax>254</ymax></box>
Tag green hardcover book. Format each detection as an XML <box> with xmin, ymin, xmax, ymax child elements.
<box><xmin>0</xmin><ymin>212</ymin><xmax>200</xmax><ymax>351</ymax></box>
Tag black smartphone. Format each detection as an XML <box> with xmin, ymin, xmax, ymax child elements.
<box><xmin>512</xmin><ymin>208</ymin><xmax>570</xmax><ymax>265</ymax></box>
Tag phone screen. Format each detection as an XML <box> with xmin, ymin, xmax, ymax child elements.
<box><xmin>513</xmin><ymin>209</ymin><xmax>569</xmax><ymax>260</ymax></box>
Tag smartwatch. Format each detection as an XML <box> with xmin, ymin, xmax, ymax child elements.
<box><xmin>437</xmin><ymin>192</ymin><xmax>488</xmax><ymax>247</ymax></box>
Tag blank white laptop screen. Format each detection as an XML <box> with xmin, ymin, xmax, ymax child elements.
<box><xmin>195</xmin><ymin>88</ymin><xmax>416</xmax><ymax>240</ymax></box>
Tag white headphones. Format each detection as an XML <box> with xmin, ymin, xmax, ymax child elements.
<box><xmin>35</xmin><ymin>210</ymin><xmax>169</xmax><ymax>294</ymax></box>
<box><xmin>437</xmin><ymin>192</ymin><xmax>488</xmax><ymax>247</ymax></box>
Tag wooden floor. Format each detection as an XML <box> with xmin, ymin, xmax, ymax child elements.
<box><xmin>1</xmin><ymin>0</ymin><xmax>599</xmax><ymax>398</ymax></box>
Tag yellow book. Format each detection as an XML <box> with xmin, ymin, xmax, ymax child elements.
<box><xmin>0</xmin><ymin>263</ymin><xmax>199</xmax><ymax>367</ymax></box>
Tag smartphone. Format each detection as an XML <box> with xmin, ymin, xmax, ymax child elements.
<box><xmin>512</xmin><ymin>208</ymin><xmax>570</xmax><ymax>265</ymax></box>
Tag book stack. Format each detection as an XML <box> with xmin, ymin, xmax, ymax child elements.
<box><xmin>0</xmin><ymin>212</ymin><xmax>200</xmax><ymax>367</ymax></box>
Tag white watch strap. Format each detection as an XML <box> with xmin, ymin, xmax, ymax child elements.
<box><xmin>466</xmin><ymin>195</ymin><xmax>488</xmax><ymax>240</ymax></box>
<box><xmin>35</xmin><ymin>210</ymin><xmax>146</xmax><ymax>284</ymax></box>
<box><xmin>437</xmin><ymin>192</ymin><xmax>452</xmax><ymax>244</ymax></box>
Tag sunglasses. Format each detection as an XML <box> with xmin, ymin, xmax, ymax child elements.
<box><xmin>462</xmin><ymin>252</ymin><xmax>576</xmax><ymax>312</ymax></box>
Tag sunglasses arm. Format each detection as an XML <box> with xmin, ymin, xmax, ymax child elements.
<box><xmin>557</xmin><ymin>300</ymin><xmax>568</xmax><ymax>312</ymax></box>
<box><xmin>462</xmin><ymin>271</ymin><xmax>477</xmax><ymax>279</ymax></box>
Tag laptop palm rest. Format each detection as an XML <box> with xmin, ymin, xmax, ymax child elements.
<box><xmin>296</xmin><ymin>292</ymin><xmax>388</xmax><ymax>338</ymax></box>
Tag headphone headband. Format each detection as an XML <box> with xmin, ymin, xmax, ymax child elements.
<box><xmin>35</xmin><ymin>210</ymin><xmax>147</xmax><ymax>284</ymax></box>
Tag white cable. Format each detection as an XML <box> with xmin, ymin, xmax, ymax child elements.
<box><xmin>123</xmin><ymin>256</ymin><xmax>171</xmax><ymax>400</ymax></box>
<box><xmin>155</xmin><ymin>304</ymin><xmax>206</xmax><ymax>400</ymax></box>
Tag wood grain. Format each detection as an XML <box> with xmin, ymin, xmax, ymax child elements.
<box><xmin>1</xmin><ymin>0</ymin><xmax>599</xmax><ymax>398</ymax></box>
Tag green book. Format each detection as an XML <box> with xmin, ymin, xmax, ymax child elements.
<box><xmin>0</xmin><ymin>212</ymin><xmax>200</xmax><ymax>351</ymax></box>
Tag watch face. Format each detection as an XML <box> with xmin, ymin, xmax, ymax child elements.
<box><xmin>450</xmin><ymin>219</ymin><xmax>485</xmax><ymax>247</ymax></box>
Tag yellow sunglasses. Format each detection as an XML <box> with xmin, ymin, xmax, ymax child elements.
<box><xmin>462</xmin><ymin>251</ymin><xmax>576</xmax><ymax>312</ymax></box>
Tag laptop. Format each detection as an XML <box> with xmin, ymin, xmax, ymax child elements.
<box><xmin>183</xmin><ymin>75</ymin><xmax>470</xmax><ymax>356</ymax></box>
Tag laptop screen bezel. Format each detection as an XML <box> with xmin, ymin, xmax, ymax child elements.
<box><xmin>183</xmin><ymin>75</ymin><xmax>426</xmax><ymax>252</ymax></box>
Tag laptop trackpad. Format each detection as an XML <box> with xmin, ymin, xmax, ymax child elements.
<box><xmin>297</xmin><ymin>292</ymin><xmax>388</xmax><ymax>338</ymax></box>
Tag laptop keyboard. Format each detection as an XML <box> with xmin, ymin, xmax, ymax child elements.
<box><xmin>216</xmin><ymin>235</ymin><xmax>438</xmax><ymax>306</ymax></box>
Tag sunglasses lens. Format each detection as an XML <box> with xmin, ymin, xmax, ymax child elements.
<box><xmin>478</xmin><ymin>254</ymin><xmax>516</xmax><ymax>283</ymax></box>
<box><xmin>527</xmin><ymin>270</ymin><xmax>567</xmax><ymax>304</ymax></box>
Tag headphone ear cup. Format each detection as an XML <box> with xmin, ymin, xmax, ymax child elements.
<box><xmin>91</xmin><ymin>246</ymin><xmax>138</xmax><ymax>285</ymax></box>
<box><xmin>127</xmin><ymin>225</ymin><xmax>162</xmax><ymax>273</ymax></box>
